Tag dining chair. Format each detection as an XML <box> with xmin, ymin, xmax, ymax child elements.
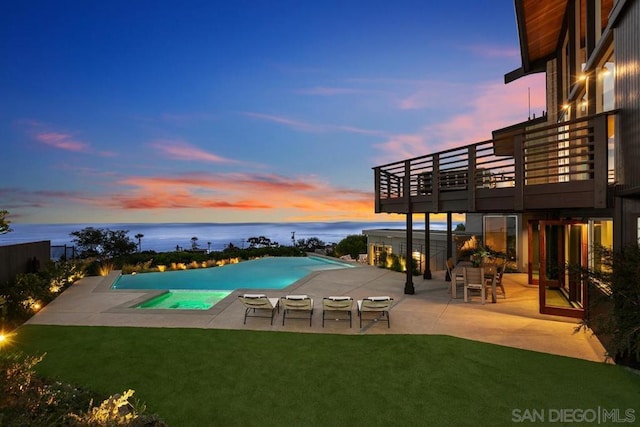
<box><xmin>446</xmin><ymin>258</ymin><xmax>465</xmax><ymax>299</ymax></box>
<box><xmin>464</xmin><ymin>267</ymin><xmax>485</xmax><ymax>304</ymax></box>
<box><xmin>493</xmin><ymin>265</ymin><xmax>506</xmax><ymax>298</ymax></box>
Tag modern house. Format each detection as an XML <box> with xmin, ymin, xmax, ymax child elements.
<box><xmin>372</xmin><ymin>0</ymin><xmax>638</xmax><ymax>318</ymax></box>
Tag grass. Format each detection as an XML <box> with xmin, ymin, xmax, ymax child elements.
<box><xmin>10</xmin><ymin>325</ymin><xmax>640</xmax><ymax>426</ymax></box>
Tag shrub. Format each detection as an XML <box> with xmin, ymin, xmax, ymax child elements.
<box><xmin>578</xmin><ymin>244</ymin><xmax>640</xmax><ymax>368</ymax></box>
<box><xmin>389</xmin><ymin>254</ymin><xmax>402</xmax><ymax>272</ymax></box>
<box><xmin>0</xmin><ymin>261</ymin><xmax>83</xmax><ymax>331</ymax></box>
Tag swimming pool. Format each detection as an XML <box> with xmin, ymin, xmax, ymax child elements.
<box><xmin>136</xmin><ymin>290</ymin><xmax>231</xmax><ymax>310</ymax></box>
<box><xmin>113</xmin><ymin>256</ymin><xmax>353</xmax><ymax>291</ymax></box>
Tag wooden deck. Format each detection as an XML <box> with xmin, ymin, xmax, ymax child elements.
<box><xmin>374</xmin><ymin>112</ymin><xmax>617</xmax><ymax>214</ymax></box>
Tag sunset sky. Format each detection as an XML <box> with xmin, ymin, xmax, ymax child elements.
<box><xmin>1</xmin><ymin>0</ymin><xmax>545</xmax><ymax>224</ymax></box>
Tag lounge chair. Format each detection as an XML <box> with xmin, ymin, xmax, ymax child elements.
<box><xmin>238</xmin><ymin>294</ymin><xmax>280</xmax><ymax>325</ymax></box>
<box><xmin>281</xmin><ymin>295</ymin><xmax>314</xmax><ymax>326</ymax></box>
<box><xmin>357</xmin><ymin>296</ymin><xmax>393</xmax><ymax>328</ymax></box>
<box><xmin>322</xmin><ymin>296</ymin><xmax>353</xmax><ymax>328</ymax></box>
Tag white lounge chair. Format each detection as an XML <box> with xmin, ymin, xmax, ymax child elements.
<box><xmin>357</xmin><ymin>296</ymin><xmax>393</xmax><ymax>328</ymax></box>
<box><xmin>322</xmin><ymin>296</ymin><xmax>353</xmax><ymax>328</ymax></box>
<box><xmin>281</xmin><ymin>295</ymin><xmax>314</xmax><ymax>326</ymax></box>
<box><xmin>238</xmin><ymin>294</ymin><xmax>280</xmax><ymax>325</ymax></box>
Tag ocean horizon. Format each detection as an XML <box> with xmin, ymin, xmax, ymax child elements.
<box><xmin>1</xmin><ymin>221</ymin><xmax>447</xmax><ymax>253</ymax></box>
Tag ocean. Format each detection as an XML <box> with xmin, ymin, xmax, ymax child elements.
<box><xmin>0</xmin><ymin>221</ymin><xmax>446</xmax><ymax>253</ymax></box>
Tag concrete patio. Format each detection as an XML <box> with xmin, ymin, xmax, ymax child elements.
<box><xmin>25</xmin><ymin>263</ymin><xmax>608</xmax><ymax>363</ymax></box>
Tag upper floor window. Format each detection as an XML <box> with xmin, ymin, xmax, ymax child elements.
<box><xmin>598</xmin><ymin>53</ymin><xmax>615</xmax><ymax>112</ymax></box>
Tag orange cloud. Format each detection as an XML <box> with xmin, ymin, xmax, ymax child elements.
<box><xmin>102</xmin><ymin>171</ymin><xmax>376</xmax><ymax>220</ymax></box>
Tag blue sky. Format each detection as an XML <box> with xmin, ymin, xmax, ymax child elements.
<box><xmin>1</xmin><ymin>0</ymin><xmax>545</xmax><ymax>224</ymax></box>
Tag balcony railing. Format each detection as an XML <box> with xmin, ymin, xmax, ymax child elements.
<box><xmin>374</xmin><ymin>112</ymin><xmax>615</xmax><ymax>214</ymax></box>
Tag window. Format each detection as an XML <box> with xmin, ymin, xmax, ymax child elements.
<box><xmin>483</xmin><ymin>215</ymin><xmax>518</xmax><ymax>264</ymax></box>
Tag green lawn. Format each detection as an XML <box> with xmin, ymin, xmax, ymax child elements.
<box><xmin>11</xmin><ymin>325</ymin><xmax>640</xmax><ymax>426</ymax></box>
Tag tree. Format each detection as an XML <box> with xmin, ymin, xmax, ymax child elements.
<box><xmin>191</xmin><ymin>236</ymin><xmax>199</xmax><ymax>250</ymax></box>
<box><xmin>134</xmin><ymin>233</ymin><xmax>144</xmax><ymax>252</ymax></box>
<box><xmin>335</xmin><ymin>234</ymin><xmax>367</xmax><ymax>259</ymax></box>
<box><xmin>296</xmin><ymin>237</ymin><xmax>326</xmax><ymax>251</ymax></box>
<box><xmin>0</xmin><ymin>210</ymin><xmax>12</xmax><ymax>235</ymax></box>
<box><xmin>102</xmin><ymin>229</ymin><xmax>137</xmax><ymax>258</ymax></box>
<box><xmin>70</xmin><ymin>227</ymin><xmax>136</xmax><ymax>259</ymax></box>
<box><xmin>246</xmin><ymin>236</ymin><xmax>278</xmax><ymax>248</ymax></box>
<box><xmin>455</xmin><ymin>223</ymin><xmax>466</xmax><ymax>231</ymax></box>
<box><xmin>70</xmin><ymin>227</ymin><xmax>104</xmax><ymax>258</ymax></box>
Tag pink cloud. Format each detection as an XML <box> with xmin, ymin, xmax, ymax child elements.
<box><xmin>36</xmin><ymin>132</ymin><xmax>90</xmax><ymax>153</ymax></box>
<box><xmin>149</xmin><ymin>140</ymin><xmax>241</xmax><ymax>164</ymax></box>
<box><xmin>374</xmin><ymin>74</ymin><xmax>546</xmax><ymax>162</ymax></box>
<box><xmin>20</xmin><ymin>120</ymin><xmax>115</xmax><ymax>157</ymax></box>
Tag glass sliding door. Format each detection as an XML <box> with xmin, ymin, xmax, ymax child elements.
<box><xmin>529</xmin><ymin>219</ymin><xmax>586</xmax><ymax>318</ymax></box>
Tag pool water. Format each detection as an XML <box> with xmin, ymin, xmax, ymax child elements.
<box><xmin>137</xmin><ymin>291</ymin><xmax>231</xmax><ymax>310</ymax></box>
<box><xmin>114</xmin><ymin>256</ymin><xmax>353</xmax><ymax>291</ymax></box>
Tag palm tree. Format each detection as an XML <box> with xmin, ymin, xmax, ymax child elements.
<box><xmin>134</xmin><ymin>233</ymin><xmax>144</xmax><ymax>252</ymax></box>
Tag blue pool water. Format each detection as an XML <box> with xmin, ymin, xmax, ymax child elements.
<box><xmin>113</xmin><ymin>256</ymin><xmax>353</xmax><ymax>291</ymax></box>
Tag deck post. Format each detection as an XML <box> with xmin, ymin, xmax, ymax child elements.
<box><xmin>447</xmin><ymin>212</ymin><xmax>453</xmax><ymax>258</ymax></box>
<box><xmin>404</xmin><ymin>159</ymin><xmax>415</xmax><ymax>294</ymax></box>
<box><xmin>468</xmin><ymin>145</ymin><xmax>476</xmax><ymax>211</ymax></box>
<box><xmin>404</xmin><ymin>209</ymin><xmax>415</xmax><ymax>294</ymax></box>
<box><xmin>423</xmin><ymin>213</ymin><xmax>432</xmax><ymax>279</ymax></box>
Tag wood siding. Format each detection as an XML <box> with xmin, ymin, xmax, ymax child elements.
<box><xmin>615</xmin><ymin>0</ymin><xmax>640</xmax><ymax>192</ymax></box>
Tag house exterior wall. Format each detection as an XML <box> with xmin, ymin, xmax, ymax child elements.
<box><xmin>615</xmin><ymin>0</ymin><xmax>640</xmax><ymax>192</ymax></box>
<box><xmin>363</xmin><ymin>229</ymin><xmax>475</xmax><ymax>273</ymax></box>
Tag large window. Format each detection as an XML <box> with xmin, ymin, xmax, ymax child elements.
<box><xmin>483</xmin><ymin>215</ymin><xmax>518</xmax><ymax>265</ymax></box>
<box><xmin>589</xmin><ymin>218</ymin><xmax>613</xmax><ymax>270</ymax></box>
<box><xmin>600</xmin><ymin>57</ymin><xmax>615</xmax><ymax>111</ymax></box>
